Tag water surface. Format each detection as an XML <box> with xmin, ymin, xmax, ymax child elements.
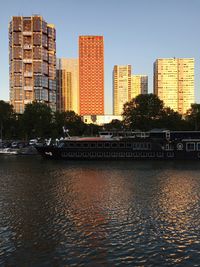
<box><xmin>0</xmin><ymin>156</ymin><xmax>200</xmax><ymax>266</ymax></box>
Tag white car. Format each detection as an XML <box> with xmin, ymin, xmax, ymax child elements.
<box><xmin>29</xmin><ymin>139</ymin><xmax>38</xmax><ymax>146</ymax></box>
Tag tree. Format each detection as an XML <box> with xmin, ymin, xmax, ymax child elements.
<box><xmin>122</xmin><ymin>94</ymin><xmax>164</xmax><ymax>130</ymax></box>
<box><xmin>185</xmin><ymin>104</ymin><xmax>200</xmax><ymax>130</ymax></box>
<box><xmin>158</xmin><ymin>107</ymin><xmax>185</xmax><ymax>130</ymax></box>
<box><xmin>103</xmin><ymin>119</ymin><xmax>123</xmax><ymax>131</ymax></box>
<box><xmin>53</xmin><ymin>110</ymin><xmax>85</xmax><ymax>137</ymax></box>
<box><xmin>0</xmin><ymin>101</ymin><xmax>16</xmax><ymax>139</ymax></box>
<box><xmin>122</xmin><ymin>94</ymin><xmax>187</xmax><ymax>131</ymax></box>
<box><xmin>21</xmin><ymin>102</ymin><xmax>53</xmax><ymax>139</ymax></box>
<box><xmin>83</xmin><ymin>123</ymin><xmax>102</xmax><ymax>136</ymax></box>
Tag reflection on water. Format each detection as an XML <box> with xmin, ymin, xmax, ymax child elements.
<box><xmin>1</xmin><ymin>157</ymin><xmax>200</xmax><ymax>266</ymax></box>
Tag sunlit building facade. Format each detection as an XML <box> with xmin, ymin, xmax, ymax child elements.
<box><xmin>82</xmin><ymin>115</ymin><xmax>122</xmax><ymax>125</ymax></box>
<box><xmin>113</xmin><ymin>65</ymin><xmax>132</xmax><ymax>115</ymax></box>
<box><xmin>56</xmin><ymin>58</ymin><xmax>79</xmax><ymax>113</ymax></box>
<box><xmin>79</xmin><ymin>36</ymin><xmax>104</xmax><ymax>115</ymax></box>
<box><xmin>131</xmin><ymin>75</ymin><xmax>148</xmax><ymax>99</ymax></box>
<box><xmin>154</xmin><ymin>58</ymin><xmax>194</xmax><ymax>114</ymax></box>
<box><xmin>9</xmin><ymin>16</ymin><xmax>56</xmax><ymax>113</ymax></box>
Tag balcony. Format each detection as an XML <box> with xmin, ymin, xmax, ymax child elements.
<box><xmin>23</xmin><ymin>59</ymin><xmax>32</xmax><ymax>63</ymax></box>
<box><xmin>23</xmin><ymin>31</ymin><xmax>32</xmax><ymax>36</ymax></box>
<box><xmin>24</xmin><ymin>72</ymin><xmax>33</xmax><ymax>77</ymax></box>
<box><xmin>24</xmin><ymin>86</ymin><xmax>33</xmax><ymax>91</ymax></box>
<box><xmin>24</xmin><ymin>44</ymin><xmax>32</xmax><ymax>50</ymax></box>
<box><xmin>24</xmin><ymin>99</ymin><xmax>32</xmax><ymax>104</ymax></box>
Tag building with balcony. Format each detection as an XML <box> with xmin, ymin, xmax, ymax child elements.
<box><xmin>9</xmin><ymin>16</ymin><xmax>56</xmax><ymax>113</ymax></box>
<box><xmin>154</xmin><ymin>58</ymin><xmax>194</xmax><ymax>114</ymax></box>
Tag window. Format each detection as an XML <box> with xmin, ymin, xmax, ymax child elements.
<box><xmin>69</xmin><ymin>143</ymin><xmax>74</xmax><ymax>147</ymax></box>
<box><xmin>33</xmin><ymin>33</ymin><xmax>41</xmax><ymax>45</ymax></box>
<box><xmin>90</xmin><ymin>143</ymin><xmax>96</xmax><ymax>148</ymax></box>
<box><xmin>197</xmin><ymin>143</ymin><xmax>200</xmax><ymax>151</ymax></box>
<box><xmin>13</xmin><ymin>47</ymin><xmax>22</xmax><ymax>59</ymax></box>
<box><xmin>119</xmin><ymin>142</ymin><xmax>125</xmax><ymax>148</ymax></box>
<box><xmin>33</xmin><ymin>17</ymin><xmax>41</xmax><ymax>32</ymax></box>
<box><xmin>111</xmin><ymin>143</ymin><xmax>117</xmax><ymax>148</ymax></box>
<box><xmin>33</xmin><ymin>47</ymin><xmax>41</xmax><ymax>60</ymax></box>
<box><xmin>126</xmin><ymin>143</ymin><xmax>132</xmax><ymax>148</ymax></box>
<box><xmin>33</xmin><ymin>61</ymin><xmax>42</xmax><ymax>73</ymax></box>
<box><xmin>186</xmin><ymin>142</ymin><xmax>195</xmax><ymax>151</ymax></box>
<box><xmin>104</xmin><ymin>142</ymin><xmax>110</xmax><ymax>148</ymax></box>
<box><xmin>97</xmin><ymin>142</ymin><xmax>103</xmax><ymax>148</ymax></box>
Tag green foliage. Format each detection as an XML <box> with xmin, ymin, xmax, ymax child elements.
<box><xmin>1</xmin><ymin>96</ymin><xmax>199</xmax><ymax>140</ymax></box>
<box><xmin>53</xmin><ymin>110</ymin><xmax>85</xmax><ymax>137</ymax></box>
<box><xmin>122</xmin><ymin>94</ymin><xmax>164</xmax><ymax>130</ymax></box>
<box><xmin>122</xmin><ymin>94</ymin><xmax>186</xmax><ymax>131</ymax></box>
<box><xmin>103</xmin><ymin>119</ymin><xmax>123</xmax><ymax>131</ymax></box>
<box><xmin>0</xmin><ymin>101</ymin><xmax>16</xmax><ymax>139</ymax></box>
<box><xmin>185</xmin><ymin>104</ymin><xmax>200</xmax><ymax>130</ymax></box>
<box><xmin>158</xmin><ymin>107</ymin><xmax>186</xmax><ymax>130</ymax></box>
<box><xmin>83</xmin><ymin>123</ymin><xmax>102</xmax><ymax>136</ymax></box>
<box><xmin>21</xmin><ymin>102</ymin><xmax>53</xmax><ymax>139</ymax></box>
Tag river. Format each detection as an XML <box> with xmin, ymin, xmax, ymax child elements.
<box><xmin>0</xmin><ymin>156</ymin><xmax>200</xmax><ymax>266</ymax></box>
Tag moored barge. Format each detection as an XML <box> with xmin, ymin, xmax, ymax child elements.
<box><xmin>36</xmin><ymin>130</ymin><xmax>200</xmax><ymax>160</ymax></box>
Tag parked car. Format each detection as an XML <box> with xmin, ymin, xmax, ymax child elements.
<box><xmin>29</xmin><ymin>139</ymin><xmax>38</xmax><ymax>146</ymax></box>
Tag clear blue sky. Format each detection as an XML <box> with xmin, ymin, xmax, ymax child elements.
<box><xmin>0</xmin><ymin>0</ymin><xmax>199</xmax><ymax>113</ymax></box>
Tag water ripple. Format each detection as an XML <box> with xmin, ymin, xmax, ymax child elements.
<box><xmin>0</xmin><ymin>158</ymin><xmax>200</xmax><ymax>265</ymax></box>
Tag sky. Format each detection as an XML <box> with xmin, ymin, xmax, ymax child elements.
<box><xmin>0</xmin><ymin>0</ymin><xmax>200</xmax><ymax>114</ymax></box>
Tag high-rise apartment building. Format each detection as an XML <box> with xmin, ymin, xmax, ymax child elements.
<box><xmin>9</xmin><ymin>16</ymin><xmax>56</xmax><ymax>113</ymax></box>
<box><xmin>131</xmin><ymin>75</ymin><xmax>148</xmax><ymax>99</ymax></box>
<box><xmin>56</xmin><ymin>58</ymin><xmax>79</xmax><ymax>113</ymax></box>
<box><xmin>154</xmin><ymin>58</ymin><xmax>194</xmax><ymax>114</ymax></box>
<box><xmin>79</xmin><ymin>36</ymin><xmax>104</xmax><ymax>115</ymax></box>
<box><xmin>113</xmin><ymin>65</ymin><xmax>132</xmax><ymax>115</ymax></box>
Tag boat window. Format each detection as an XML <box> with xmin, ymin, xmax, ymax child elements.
<box><xmin>197</xmin><ymin>143</ymin><xmax>200</xmax><ymax>151</ymax></box>
<box><xmin>97</xmin><ymin>142</ymin><xmax>103</xmax><ymax>148</ymax></box>
<box><xmin>76</xmin><ymin>142</ymin><xmax>81</xmax><ymax>147</ymax></box>
<box><xmin>143</xmin><ymin>143</ymin><xmax>148</xmax><ymax>149</ymax></box>
<box><xmin>104</xmin><ymin>142</ymin><xmax>110</xmax><ymax>148</ymax></box>
<box><xmin>126</xmin><ymin>143</ymin><xmax>132</xmax><ymax>148</ymax></box>
<box><xmin>136</xmin><ymin>143</ymin><xmax>140</xmax><ymax>149</ymax></box>
<box><xmin>69</xmin><ymin>143</ymin><xmax>74</xmax><ymax>147</ymax></box>
<box><xmin>119</xmin><ymin>142</ymin><xmax>125</xmax><ymax>148</ymax></box>
<box><xmin>186</xmin><ymin>142</ymin><xmax>195</xmax><ymax>151</ymax></box>
<box><xmin>90</xmin><ymin>143</ymin><xmax>96</xmax><ymax>148</ymax></box>
<box><xmin>83</xmin><ymin>143</ymin><xmax>88</xmax><ymax>148</ymax></box>
<box><xmin>111</xmin><ymin>142</ymin><xmax>117</xmax><ymax>148</ymax></box>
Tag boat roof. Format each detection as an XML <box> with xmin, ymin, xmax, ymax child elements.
<box><xmin>64</xmin><ymin>137</ymin><xmax>120</xmax><ymax>141</ymax></box>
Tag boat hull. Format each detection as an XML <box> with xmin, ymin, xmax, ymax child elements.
<box><xmin>36</xmin><ymin>146</ymin><xmax>200</xmax><ymax>160</ymax></box>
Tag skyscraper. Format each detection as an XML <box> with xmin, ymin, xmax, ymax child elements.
<box><xmin>131</xmin><ymin>75</ymin><xmax>148</xmax><ymax>99</ymax></box>
<box><xmin>56</xmin><ymin>58</ymin><xmax>79</xmax><ymax>113</ymax></box>
<box><xmin>79</xmin><ymin>36</ymin><xmax>104</xmax><ymax>115</ymax></box>
<box><xmin>154</xmin><ymin>58</ymin><xmax>194</xmax><ymax>114</ymax></box>
<box><xmin>9</xmin><ymin>16</ymin><xmax>56</xmax><ymax>113</ymax></box>
<box><xmin>113</xmin><ymin>65</ymin><xmax>132</xmax><ymax>115</ymax></box>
